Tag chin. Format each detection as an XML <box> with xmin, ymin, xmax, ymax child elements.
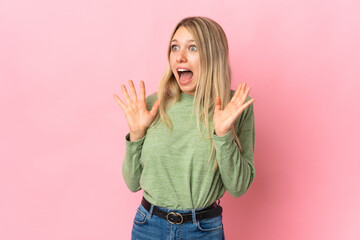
<box><xmin>180</xmin><ymin>87</ymin><xmax>196</xmax><ymax>95</ymax></box>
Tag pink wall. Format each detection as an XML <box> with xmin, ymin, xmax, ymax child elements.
<box><xmin>1</xmin><ymin>0</ymin><xmax>359</xmax><ymax>239</ymax></box>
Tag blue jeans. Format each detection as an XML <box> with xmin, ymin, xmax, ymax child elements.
<box><xmin>131</xmin><ymin>202</ymin><xmax>225</xmax><ymax>240</ymax></box>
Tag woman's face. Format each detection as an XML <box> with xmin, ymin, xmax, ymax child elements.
<box><xmin>169</xmin><ymin>26</ymin><xmax>200</xmax><ymax>95</ymax></box>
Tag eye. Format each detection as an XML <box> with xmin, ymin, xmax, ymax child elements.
<box><xmin>190</xmin><ymin>45</ymin><xmax>197</xmax><ymax>51</ymax></box>
<box><xmin>171</xmin><ymin>45</ymin><xmax>179</xmax><ymax>51</ymax></box>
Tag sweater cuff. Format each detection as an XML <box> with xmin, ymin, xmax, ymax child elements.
<box><xmin>212</xmin><ymin>130</ymin><xmax>234</xmax><ymax>143</ymax></box>
<box><xmin>125</xmin><ymin>133</ymin><xmax>145</xmax><ymax>150</ymax></box>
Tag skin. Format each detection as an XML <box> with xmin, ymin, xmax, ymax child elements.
<box><xmin>213</xmin><ymin>82</ymin><xmax>255</xmax><ymax>136</ymax></box>
<box><xmin>113</xmin><ymin>80</ymin><xmax>159</xmax><ymax>141</ymax></box>
<box><xmin>113</xmin><ymin>28</ymin><xmax>255</xmax><ymax>140</ymax></box>
<box><xmin>169</xmin><ymin>26</ymin><xmax>199</xmax><ymax>95</ymax></box>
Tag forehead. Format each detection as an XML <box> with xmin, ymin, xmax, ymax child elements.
<box><xmin>172</xmin><ymin>26</ymin><xmax>195</xmax><ymax>42</ymax></box>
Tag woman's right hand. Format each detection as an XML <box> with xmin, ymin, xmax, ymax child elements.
<box><xmin>113</xmin><ymin>80</ymin><xmax>160</xmax><ymax>141</ymax></box>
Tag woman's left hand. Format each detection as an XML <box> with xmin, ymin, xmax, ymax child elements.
<box><xmin>213</xmin><ymin>83</ymin><xmax>255</xmax><ymax>136</ymax></box>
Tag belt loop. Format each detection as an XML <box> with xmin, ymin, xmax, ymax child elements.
<box><xmin>217</xmin><ymin>199</ymin><xmax>221</xmax><ymax>206</ymax></box>
<box><xmin>148</xmin><ymin>204</ymin><xmax>154</xmax><ymax>219</ymax></box>
<box><xmin>191</xmin><ymin>209</ymin><xmax>196</xmax><ymax>224</ymax></box>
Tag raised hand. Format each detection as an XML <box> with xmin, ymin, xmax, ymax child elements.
<box><xmin>213</xmin><ymin>83</ymin><xmax>255</xmax><ymax>136</ymax></box>
<box><xmin>113</xmin><ymin>80</ymin><xmax>160</xmax><ymax>141</ymax></box>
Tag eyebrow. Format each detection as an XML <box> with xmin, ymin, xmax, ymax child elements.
<box><xmin>171</xmin><ymin>39</ymin><xmax>195</xmax><ymax>43</ymax></box>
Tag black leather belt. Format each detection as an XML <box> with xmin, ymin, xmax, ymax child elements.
<box><xmin>141</xmin><ymin>197</ymin><xmax>222</xmax><ymax>224</ymax></box>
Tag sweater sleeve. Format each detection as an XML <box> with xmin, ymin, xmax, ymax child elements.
<box><xmin>212</xmin><ymin>98</ymin><xmax>255</xmax><ymax>197</ymax></box>
<box><xmin>121</xmin><ymin>93</ymin><xmax>158</xmax><ymax>192</ymax></box>
<box><xmin>122</xmin><ymin>134</ymin><xmax>145</xmax><ymax>192</ymax></box>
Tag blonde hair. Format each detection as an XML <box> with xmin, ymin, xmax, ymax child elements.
<box><xmin>157</xmin><ymin>17</ymin><xmax>241</xmax><ymax>169</ymax></box>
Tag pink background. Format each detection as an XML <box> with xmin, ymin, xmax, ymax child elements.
<box><xmin>1</xmin><ymin>0</ymin><xmax>359</xmax><ymax>239</ymax></box>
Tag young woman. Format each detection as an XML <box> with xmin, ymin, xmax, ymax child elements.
<box><xmin>114</xmin><ymin>16</ymin><xmax>255</xmax><ymax>240</ymax></box>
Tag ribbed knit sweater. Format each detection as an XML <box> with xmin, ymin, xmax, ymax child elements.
<box><xmin>122</xmin><ymin>92</ymin><xmax>255</xmax><ymax>210</ymax></box>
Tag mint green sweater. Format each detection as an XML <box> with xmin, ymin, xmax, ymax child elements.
<box><xmin>122</xmin><ymin>92</ymin><xmax>255</xmax><ymax>210</ymax></box>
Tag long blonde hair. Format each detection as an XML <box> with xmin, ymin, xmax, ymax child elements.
<box><xmin>157</xmin><ymin>17</ymin><xmax>241</xmax><ymax>169</ymax></box>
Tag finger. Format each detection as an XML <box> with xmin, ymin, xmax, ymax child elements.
<box><xmin>244</xmin><ymin>86</ymin><xmax>251</xmax><ymax>98</ymax></box>
<box><xmin>232</xmin><ymin>83</ymin><xmax>244</xmax><ymax>104</ymax></box>
<box><xmin>150</xmin><ymin>99</ymin><xmax>160</xmax><ymax>116</ymax></box>
<box><xmin>215</xmin><ymin>96</ymin><xmax>222</xmax><ymax>112</ymax></box>
<box><xmin>231</xmin><ymin>85</ymin><xmax>242</xmax><ymax>103</ymax></box>
<box><xmin>238</xmin><ymin>86</ymin><xmax>251</xmax><ymax>104</ymax></box>
<box><xmin>239</xmin><ymin>82</ymin><xmax>246</xmax><ymax>97</ymax></box>
<box><xmin>139</xmin><ymin>81</ymin><xmax>145</xmax><ymax>102</ymax></box>
<box><xmin>235</xmin><ymin>84</ymin><xmax>252</xmax><ymax>106</ymax></box>
<box><xmin>113</xmin><ymin>94</ymin><xmax>128</xmax><ymax>112</ymax></box>
<box><xmin>129</xmin><ymin>80</ymin><xmax>138</xmax><ymax>102</ymax></box>
<box><xmin>238</xmin><ymin>98</ymin><xmax>255</xmax><ymax>112</ymax></box>
<box><xmin>121</xmin><ymin>84</ymin><xmax>132</xmax><ymax>104</ymax></box>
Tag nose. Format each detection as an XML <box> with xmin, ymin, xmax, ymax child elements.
<box><xmin>176</xmin><ymin>49</ymin><xmax>187</xmax><ymax>63</ymax></box>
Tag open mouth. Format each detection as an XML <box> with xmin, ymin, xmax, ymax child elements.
<box><xmin>177</xmin><ymin>69</ymin><xmax>193</xmax><ymax>85</ymax></box>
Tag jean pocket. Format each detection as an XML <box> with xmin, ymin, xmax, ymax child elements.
<box><xmin>133</xmin><ymin>205</ymin><xmax>148</xmax><ymax>225</ymax></box>
<box><xmin>197</xmin><ymin>215</ymin><xmax>223</xmax><ymax>232</ymax></box>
